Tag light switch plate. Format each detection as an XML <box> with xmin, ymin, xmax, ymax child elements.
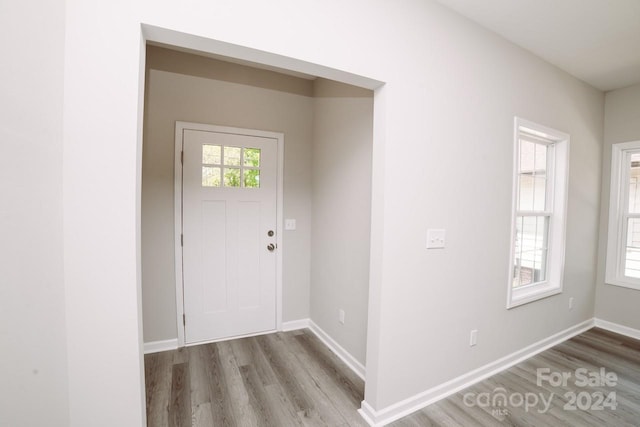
<box><xmin>426</xmin><ymin>229</ymin><xmax>446</xmax><ymax>249</ymax></box>
<box><xmin>470</xmin><ymin>329</ymin><xmax>478</xmax><ymax>346</ymax></box>
<box><xmin>285</xmin><ymin>219</ymin><xmax>297</xmax><ymax>230</ymax></box>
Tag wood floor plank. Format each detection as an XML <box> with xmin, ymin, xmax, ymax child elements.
<box><xmin>201</xmin><ymin>342</ymin><xmax>242</xmax><ymax>426</ymax></box>
<box><xmin>283</xmin><ymin>332</ymin><xmax>366</xmax><ymax>426</ymax></box>
<box><xmin>239</xmin><ymin>364</ymin><xmax>278</xmax><ymax>427</ymax></box>
<box><xmin>390</xmin><ymin>410</ymin><xmax>441</xmax><ymax>427</ymax></box>
<box><xmin>261</xmin><ymin>333</ymin><xmax>347</xmax><ymax>426</ymax></box>
<box><xmin>192</xmin><ymin>402</ymin><xmax>213</xmax><ymax>427</ymax></box>
<box><xmin>411</xmin><ymin>401</ymin><xmax>468</xmax><ymax>426</ymax></box>
<box><xmin>254</xmin><ymin>334</ymin><xmax>315</xmax><ymax>414</ymax></box>
<box><xmin>234</xmin><ymin>336</ymin><xmax>278</xmax><ymax>387</ymax></box>
<box><xmin>169</xmin><ymin>362</ymin><xmax>191</xmax><ymax>427</ymax></box>
<box><xmin>189</xmin><ymin>345</ymin><xmax>212</xmax><ymax>409</ymax></box>
<box><xmin>263</xmin><ymin>383</ymin><xmax>307</xmax><ymax>427</ymax></box>
<box><xmin>229</xmin><ymin>338</ymin><xmax>252</xmax><ymax>367</ymax></box>
<box><xmin>293</xmin><ymin>331</ymin><xmax>364</xmax><ymax>405</ymax></box>
<box><xmin>172</xmin><ymin>347</ymin><xmax>189</xmax><ymax>365</ymax></box>
<box><xmin>145</xmin><ymin>350</ymin><xmax>174</xmax><ymax>427</ymax></box>
<box><xmin>299</xmin><ymin>330</ymin><xmax>364</xmax><ymax>389</ymax></box>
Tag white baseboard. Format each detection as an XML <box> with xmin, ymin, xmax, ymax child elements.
<box><xmin>594</xmin><ymin>318</ymin><xmax>640</xmax><ymax>340</ymax></box>
<box><xmin>358</xmin><ymin>401</ymin><xmax>379</xmax><ymax>427</ymax></box>
<box><xmin>308</xmin><ymin>320</ymin><xmax>366</xmax><ymax>381</ymax></box>
<box><xmin>281</xmin><ymin>318</ymin><xmax>311</xmax><ymax>331</ymax></box>
<box><xmin>359</xmin><ymin>318</ymin><xmax>595</xmax><ymax>426</ymax></box>
<box><xmin>144</xmin><ymin>338</ymin><xmax>179</xmax><ymax>354</ymax></box>
<box><xmin>280</xmin><ymin>318</ymin><xmax>366</xmax><ymax>380</ymax></box>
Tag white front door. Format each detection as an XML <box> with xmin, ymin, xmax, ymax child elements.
<box><xmin>179</xmin><ymin>123</ymin><xmax>279</xmax><ymax>344</ymax></box>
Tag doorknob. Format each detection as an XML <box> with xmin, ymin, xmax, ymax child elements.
<box><xmin>267</xmin><ymin>243</ymin><xmax>276</xmax><ymax>252</ymax></box>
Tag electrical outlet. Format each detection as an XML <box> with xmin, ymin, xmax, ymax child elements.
<box><xmin>426</xmin><ymin>229</ymin><xmax>446</xmax><ymax>249</ymax></box>
<box><xmin>470</xmin><ymin>329</ymin><xmax>478</xmax><ymax>346</ymax></box>
<box><xmin>569</xmin><ymin>297</ymin><xmax>574</xmax><ymax>310</ymax></box>
<box><xmin>285</xmin><ymin>219</ymin><xmax>297</xmax><ymax>230</ymax></box>
<box><xmin>339</xmin><ymin>309</ymin><xmax>345</xmax><ymax>325</ymax></box>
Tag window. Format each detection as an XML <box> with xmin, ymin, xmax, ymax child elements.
<box><xmin>201</xmin><ymin>144</ymin><xmax>261</xmax><ymax>188</ymax></box>
<box><xmin>508</xmin><ymin>118</ymin><xmax>569</xmax><ymax>308</ymax></box>
<box><xmin>605</xmin><ymin>140</ymin><xmax>640</xmax><ymax>290</ymax></box>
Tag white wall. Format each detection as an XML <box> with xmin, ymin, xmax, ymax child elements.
<box><xmin>60</xmin><ymin>0</ymin><xmax>604</xmax><ymax>424</ymax></box>
<box><xmin>0</xmin><ymin>1</ymin><xmax>69</xmax><ymax>426</ymax></box>
<box><xmin>311</xmin><ymin>79</ymin><xmax>373</xmax><ymax>365</ymax></box>
<box><xmin>596</xmin><ymin>83</ymin><xmax>640</xmax><ymax>329</ymax></box>
<box><xmin>142</xmin><ymin>46</ymin><xmax>313</xmax><ymax>342</ymax></box>
<box><xmin>367</xmin><ymin>14</ymin><xmax>603</xmax><ymax>409</ymax></box>
<box><xmin>63</xmin><ymin>3</ymin><xmax>146</xmax><ymax>425</ymax></box>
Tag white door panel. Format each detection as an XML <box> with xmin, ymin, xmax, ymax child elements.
<box><xmin>181</xmin><ymin>127</ymin><xmax>278</xmax><ymax>343</ymax></box>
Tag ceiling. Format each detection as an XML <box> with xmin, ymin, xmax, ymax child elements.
<box><xmin>435</xmin><ymin>0</ymin><xmax>640</xmax><ymax>92</ymax></box>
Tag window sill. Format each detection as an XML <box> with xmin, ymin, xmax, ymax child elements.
<box><xmin>604</xmin><ymin>277</ymin><xmax>640</xmax><ymax>291</ymax></box>
<box><xmin>507</xmin><ymin>283</ymin><xmax>562</xmax><ymax>309</ymax></box>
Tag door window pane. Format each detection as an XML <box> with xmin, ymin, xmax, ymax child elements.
<box><xmin>224</xmin><ymin>147</ymin><xmax>241</xmax><ymax>166</ymax></box>
<box><xmin>223</xmin><ymin>168</ymin><xmax>241</xmax><ymax>187</ymax></box>
<box><xmin>203</xmin><ymin>145</ymin><xmax>221</xmax><ymax>165</ymax></box>
<box><xmin>244</xmin><ymin>169</ymin><xmax>260</xmax><ymax>188</ymax></box>
<box><xmin>243</xmin><ymin>148</ymin><xmax>260</xmax><ymax>167</ymax></box>
<box><xmin>202</xmin><ymin>167</ymin><xmax>221</xmax><ymax>187</ymax></box>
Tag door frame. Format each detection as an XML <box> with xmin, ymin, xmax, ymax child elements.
<box><xmin>173</xmin><ymin>121</ymin><xmax>284</xmax><ymax>347</ymax></box>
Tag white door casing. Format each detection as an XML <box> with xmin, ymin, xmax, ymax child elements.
<box><xmin>174</xmin><ymin>122</ymin><xmax>283</xmax><ymax>345</ymax></box>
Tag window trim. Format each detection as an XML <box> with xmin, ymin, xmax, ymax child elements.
<box><xmin>605</xmin><ymin>140</ymin><xmax>640</xmax><ymax>290</ymax></box>
<box><xmin>507</xmin><ymin>118</ymin><xmax>570</xmax><ymax>309</ymax></box>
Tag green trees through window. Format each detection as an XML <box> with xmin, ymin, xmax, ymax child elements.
<box><xmin>202</xmin><ymin>145</ymin><xmax>260</xmax><ymax>188</ymax></box>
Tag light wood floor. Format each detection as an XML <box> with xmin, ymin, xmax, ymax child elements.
<box><xmin>145</xmin><ymin>329</ymin><xmax>367</xmax><ymax>426</ymax></box>
<box><xmin>145</xmin><ymin>328</ymin><xmax>640</xmax><ymax>426</ymax></box>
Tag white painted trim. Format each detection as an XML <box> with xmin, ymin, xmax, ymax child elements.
<box><xmin>142</xmin><ymin>25</ymin><xmax>385</xmax><ymax>91</ymax></box>
<box><xmin>276</xmin><ymin>134</ymin><xmax>284</xmax><ymax>332</ymax></box>
<box><xmin>144</xmin><ymin>339</ymin><xmax>179</xmax><ymax>354</ymax></box>
<box><xmin>605</xmin><ymin>140</ymin><xmax>640</xmax><ymax>291</ymax></box>
<box><xmin>359</xmin><ymin>318</ymin><xmax>594</xmax><ymax>426</ymax></box>
<box><xmin>174</xmin><ymin>124</ymin><xmax>186</xmax><ymax>347</ymax></box>
<box><xmin>173</xmin><ymin>122</ymin><xmax>284</xmax><ymax>347</ymax></box>
<box><xmin>308</xmin><ymin>320</ymin><xmax>366</xmax><ymax>380</ymax></box>
<box><xmin>358</xmin><ymin>401</ymin><xmax>378</xmax><ymax>427</ymax></box>
<box><xmin>507</xmin><ymin>117</ymin><xmax>570</xmax><ymax>309</ymax></box>
<box><xmin>281</xmin><ymin>318</ymin><xmax>310</xmax><ymax>331</ymax></box>
<box><xmin>594</xmin><ymin>318</ymin><xmax>640</xmax><ymax>341</ymax></box>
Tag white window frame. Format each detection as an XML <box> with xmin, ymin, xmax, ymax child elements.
<box><xmin>605</xmin><ymin>140</ymin><xmax>640</xmax><ymax>290</ymax></box>
<box><xmin>507</xmin><ymin>117</ymin><xmax>570</xmax><ymax>309</ymax></box>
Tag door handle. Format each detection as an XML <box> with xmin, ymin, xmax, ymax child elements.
<box><xmin>267</xmin><ymin>243</ymin><xmax>276</xmax><ymax>252</ymax></box>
